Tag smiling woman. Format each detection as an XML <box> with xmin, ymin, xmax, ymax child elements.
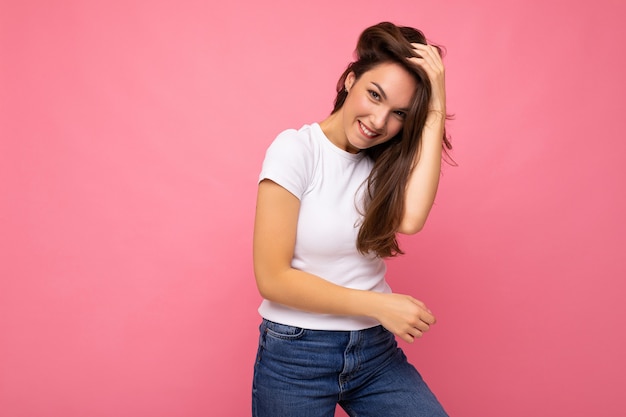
<box><xmin>252</xmin><ymin>22</ymin><xmax>452</xmax><ymax>416</ymax></box>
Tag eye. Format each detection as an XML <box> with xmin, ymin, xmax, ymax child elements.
<box><xmin>394</xmin><ymin>110</ymin><xmax>407</xmax><ymax>119</ymax></box>
<box><xmin>368</xmin><ymin>90</ymin><xmax>381</xmax><ymax>100</ymax></box>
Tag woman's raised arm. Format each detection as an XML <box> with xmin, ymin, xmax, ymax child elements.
<box><xmin>398</xmin><ymin>43</ymin><xmax>447</xmax><ymax>235</ymax></box>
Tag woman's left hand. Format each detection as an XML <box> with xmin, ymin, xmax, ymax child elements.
<box><xmin>410</xmin><ymin>43</ymin><xmax>446</xmax><ymax>116</ymax></box>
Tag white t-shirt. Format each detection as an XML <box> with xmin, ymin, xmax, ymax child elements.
<box><xmin>257</xmin><ymin>123</ymin><xmax>391</xmax><ymax>330</ymax></box>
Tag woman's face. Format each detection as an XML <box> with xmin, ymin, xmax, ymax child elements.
<box><xmin>340</xmin><ymin>62</ymin><xmax>417</xmax><ymax>153</ymax></box>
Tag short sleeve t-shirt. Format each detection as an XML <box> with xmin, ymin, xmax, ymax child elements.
<box><xmin>257</xmin><ymin>123</ymin><xmax>391</xmax><ymax>330</ymax></box>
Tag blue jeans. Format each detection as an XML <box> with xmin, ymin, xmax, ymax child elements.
<box><xmin>252</xmin><ymin>319</ymin><xmax>448</xmax><ymax>417</ymax></box>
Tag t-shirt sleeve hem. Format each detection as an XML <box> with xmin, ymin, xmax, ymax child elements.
<box><xmin>258</xmin><ymin>171</ymin><xmax>303</xmax><ymax>201</ymax></box>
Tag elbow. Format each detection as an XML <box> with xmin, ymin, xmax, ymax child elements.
<box><xmin>257</xmin><ymin>285</ymin><xmax>276</xmax><ymax>302</ymax></box>
<box><xmin>398</xmin><ymin>217</ymin><xmax>427</xmax><ymax>235</ymax></box>
<box><xmin>253</xmin><ymin>265</ymin><xmax>285</xmax><ymax>301</ymax></box>
<box><xmin>254</xmin><ymin>273</ymin><xmax>273</xmax><ymax>300</ymax></box>
<box><xmin>398</xmin><ymin>204</ymin><xmax>434</xmax><ymax>235</ymax></box>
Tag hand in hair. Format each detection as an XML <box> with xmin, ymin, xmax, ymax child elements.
<box><xmin>410</xmin><ymin>43</ymin><xmax>446</xmax><ymax>116</ymax></box>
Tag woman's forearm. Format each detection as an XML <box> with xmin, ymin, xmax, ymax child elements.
<box><xmin>255</xmin><ymin>265</ymin><xmax>380</xmax><ymax>318</ymax></box>
<box><xmin>398</xmin><ymin>112</ymin><xmax>445</xmax><ymax>234</ymax></box>
<box><xmin>255</xmin><ymin>265</ymin><xmax>436</xmax><ymax>343</ymax></box>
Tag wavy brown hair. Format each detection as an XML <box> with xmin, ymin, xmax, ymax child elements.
<box><xmin>331</xmin><ymin>22</ymin><xmax>453</xmax><ymax>258</ymax></box>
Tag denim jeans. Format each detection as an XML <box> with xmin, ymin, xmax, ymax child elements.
<box><xmin>252</xmin><ymin>319</ymin><xmax>448</xmax><ymax>417</ymax></box>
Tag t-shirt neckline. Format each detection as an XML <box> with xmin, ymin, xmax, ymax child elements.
<box><xmin>311</xmin><ymin>123</ymin><xmax>365</xmax><ymax>162</ymax></box>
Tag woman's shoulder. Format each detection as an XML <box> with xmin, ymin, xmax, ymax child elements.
<box><xmin>274</xmin><ymin>123</ymin><xmax>320</xmax><ymax>144</ymax></box>
<box><xmin>269</xmin><ymin>123</ymin><xmax>322</xmax><ymax>156</ymax></box>
<box><xmin>260</xmin><ymin>124</ymin><xmax>322</xmax><ymax>196</ymax></box>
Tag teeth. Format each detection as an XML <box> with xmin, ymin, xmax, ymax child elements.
<box><xmin>360</xmin><ymin>121</ymin><xmax>377</xmax><ymax>137</ymax></box>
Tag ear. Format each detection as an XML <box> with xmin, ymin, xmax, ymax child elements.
<box><xmin>345</xmin><ymin>72</ymin><xmax>356</xmax><ymax>92</ymax></box>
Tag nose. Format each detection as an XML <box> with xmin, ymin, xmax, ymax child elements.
<box><xmin>371</xmin><ymin>108</ymin><xmax>388</xmax><ymax>131</ymax></box>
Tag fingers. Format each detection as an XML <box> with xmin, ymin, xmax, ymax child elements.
<box><xmin>404</xmin><ymin>300</ymin><xmax>436</xmax><ymax>343</ymax></box>
<box><xmin>410</xmin><ymin>43</ymin><xmax>442</xmax><ymax>60</ymax></box>
<box><xmin>410</xmin><ymin>43</ymin><xmax>444</xmax><ymax>74</ymax></box>
<box><xmin>408</xmin><ymin>296</ymin><xmax>437</xmax><ymax>325</ymax></box>
<box><xmin>375</xmin><ymin>293</ymin><xmax>438</xmax><ymax>343</ymax></box>
<box><xmin>402</xmin><ymin>332</ymin><xmax>417</xmax><ymax>343</ymax></box>
<box><xmin>409</xmin><ymin>43</ymin><xmax>446</xmax><ymax>113</ymax></box>
<box><xmin>409</xmin><ymin>314</ymin><xmax>434</xmax><ymax>337</ymax></box>
<box><xmin>399</xmin><ymin>324</ymin><xmax>424</xmax><ymax>343</ymax></box>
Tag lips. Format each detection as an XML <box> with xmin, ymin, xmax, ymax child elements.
<box><xmin>358</xmin><ymin>121</ymin><xmax>380</xmax><ymax>138</ymax></box>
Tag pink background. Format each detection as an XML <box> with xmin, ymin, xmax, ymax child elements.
<box><xmin>2</xmin><ymin>1</ymin><xmax>625</xmax><ymax>416</ymax></box>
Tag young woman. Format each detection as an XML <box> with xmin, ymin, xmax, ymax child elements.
<box><xmin>252</xmin><ymin>22</ymin><xmax>452</xmax><ymax>417</ymax></box>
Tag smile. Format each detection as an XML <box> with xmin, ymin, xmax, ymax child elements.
<box><xmin>359</xmin><ymin>121</ymin><xmax>380</xmax><ymax>138</ymax></box>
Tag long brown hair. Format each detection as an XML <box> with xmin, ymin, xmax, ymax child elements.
<box><xmin>331</xmin><ymin>22</ymin><xmax>452</xmax><ymax>258</ymax></box>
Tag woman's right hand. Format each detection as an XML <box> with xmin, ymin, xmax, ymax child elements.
<box><xmin>372</xmin><ymin>293</ymin><xmax>436</xmax><ymax>343</ymax></box>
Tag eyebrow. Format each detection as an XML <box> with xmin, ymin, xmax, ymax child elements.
<box><xmin>371</xmin><ymin>82</ymin><xmax>388</xmax><ymax>100</ymax></box>
<box><xmin>372</xmin><ymin>82</ymin><xmax>410</xmax><ymax>112</ymax></box>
